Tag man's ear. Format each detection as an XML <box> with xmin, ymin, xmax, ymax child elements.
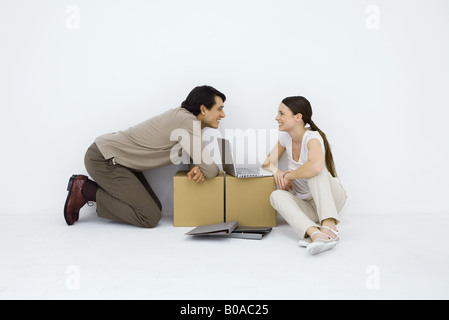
<box><xmin>200</xmin><ymin>105</ymin><xmax>206</xmax><ymax>115</ymax></box>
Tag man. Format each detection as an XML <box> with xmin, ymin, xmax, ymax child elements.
<box><xmin>64</xmin><ymin>85</ymin><xmax>226</xmax><ymax>227</ymax></box>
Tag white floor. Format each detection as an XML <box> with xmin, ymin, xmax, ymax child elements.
<box><xmin>1</xmin><ymin>211</ymin><xmax>448</xmax><ymax>300</ymax></box>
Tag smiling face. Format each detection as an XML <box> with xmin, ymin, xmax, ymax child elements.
<box><xmin>275</xmin><ymin>103</ymin><xmax>302</xmax><ymax>131</ymax></box>
<box><xmin>198</xmin><ymin>96</ymin><xmax>225</xmax><ymax>129</ymax></box>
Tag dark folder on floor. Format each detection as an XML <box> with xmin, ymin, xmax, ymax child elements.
<box><xmin>185</xmin><ymin>221</ymin><xmax>271</xmax><ymax>240</ymax></box>
<box><xmin>230</xmin><ymin>226</ymin><xmax>272</xmax><ymax>240</ymax></box>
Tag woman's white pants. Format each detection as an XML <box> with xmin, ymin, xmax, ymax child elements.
<box><xmin>269</xmin><ymin>168</ymin><xmax>347</xmax><ymax>239</ymax></box>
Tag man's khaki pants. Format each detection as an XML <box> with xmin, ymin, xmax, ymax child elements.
<box><xmin>269</xmin><ymin>168</ymin><xmax>347</xmax><ymax>239</ymax></box>
<box><xmin>84</xmin><ymin>143</ymin><xmax>162</xmax><ymax>228</ymax></box>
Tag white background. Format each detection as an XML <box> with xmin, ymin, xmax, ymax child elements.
<box><xmin>1</xmin><ymin>0</ymin><xmax>448</xmax><ymax>216</ymax></box>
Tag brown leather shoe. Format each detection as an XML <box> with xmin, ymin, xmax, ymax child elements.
<box><xmin>64</xmin><ymin>174</ymin><xmax>88</xmax><ymax>225</ymax></box>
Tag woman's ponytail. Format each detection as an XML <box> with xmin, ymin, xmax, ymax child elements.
<box><xmin>308</xmin><ymin>119</ymin><xmax>337</xmax><ymax>177</ymax></box>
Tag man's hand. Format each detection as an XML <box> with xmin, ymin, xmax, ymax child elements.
<box><xmin>187</xmin><ymin>166</ymin><xmax>205</xmax><ymax>183</ymax></box>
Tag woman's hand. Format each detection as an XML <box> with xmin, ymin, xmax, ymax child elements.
<box><xmin>282</xmin><ymin>173</ymin><xmax>294</xmax><ymax>191</ymax></box>
<box><xmin>187</xmin><ymin>166</ymin><xmax>205</xmax><ymax>183</ymax></box>
<box><xmin>273</xmin><ymin>169</ymin><xmax>285</xmax><ymax>188</ymax></box>
<box><xmin>274</xmin><ymin>170</ymin><xmax>293</xmax><ymax>191</ymax></box>
<box><xmin>273</xmin><ymin>170</ymin><xmax>286</xmax><ymax>190</ymax></box>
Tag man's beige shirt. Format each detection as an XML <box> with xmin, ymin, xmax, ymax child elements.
<box><xmin>95</xmin><ymin>107</ymin><xmax>219</xmax><ymax>178</ymax></box>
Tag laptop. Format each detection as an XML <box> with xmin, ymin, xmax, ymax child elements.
<box><xmin>217</xmin><ymin>137</ymin><xmax>273</xmax><ymax>178</ymax></box>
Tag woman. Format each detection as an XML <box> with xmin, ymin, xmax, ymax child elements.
<box><xmin>263</xmin><ymin>96</ymin><xmax>347</xmax><ymax>255</ymax></box>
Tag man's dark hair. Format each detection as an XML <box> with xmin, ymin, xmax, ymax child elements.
<box><xmin>181</xmin><ymin>85</ymin><xmax>226</xmax><ymax>116</ymax></box>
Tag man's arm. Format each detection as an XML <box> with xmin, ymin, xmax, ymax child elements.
<box><xmin>178</xmin><ymin>120</ymin><xmax>219</xmax><ymax>180</ymax></box>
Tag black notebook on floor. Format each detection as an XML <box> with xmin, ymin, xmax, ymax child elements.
<box><xmin>230</xmin><ymin>226</ymin><xmax>272</xmax><ymax>240</ymax></box>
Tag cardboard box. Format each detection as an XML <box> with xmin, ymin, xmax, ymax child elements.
<box><xmin>225</xmin><ymin>175</ymin><xmax>277</xmax><ymax>227</ymax></box>
<box><xmin>173</xmin><ymin>171</ymin><xmax>224</xmax><ymax>227</ymax></box>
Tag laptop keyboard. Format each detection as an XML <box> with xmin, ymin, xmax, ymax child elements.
<box><xmin>236</xmin><ymin>167</ymin><xmax>260</xmax><ymax>175</ymax></box>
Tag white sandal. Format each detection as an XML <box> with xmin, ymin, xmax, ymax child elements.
<box><xmin>306</xmin><ymin>231</ymin><xmax>337</xmax><ymax>255</ymax></box>
<box><xmin>320</xmin><ymin>226</ymin><xmax>340</xmax><ymax>242</ymax></box>
<box><xmin>298</xmin><ymin>226</ymin><xmax>340</xmax><ymax>248</ymax></box>
<box><xmin>298</xmin><ymin>238</ymin><xmax>311</xmax><ymax>247</ymax></box>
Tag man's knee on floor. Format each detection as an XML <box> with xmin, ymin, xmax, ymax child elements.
<box><xmin>136</xmin><ymin>208</ymin><xmax>162</xmax><ymax>228</ymax></box>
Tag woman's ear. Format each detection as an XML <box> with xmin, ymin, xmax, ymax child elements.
<box><xmin>295</xmin><ymin>113</ymin><xmax>303</xmax><ymax>122</ymax></box>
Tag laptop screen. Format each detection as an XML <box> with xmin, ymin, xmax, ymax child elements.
<box><xmin>217</xmin><ymin>138</ymin><xmax>237</xmax><ymax>175</ymax></box>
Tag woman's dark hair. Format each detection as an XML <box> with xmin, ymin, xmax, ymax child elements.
<box><xmin>282</xmin><ymin>96</ymin><xmax>338</xmax><ymax>177</ymax></box>
<box><xmin>181</xmin><ymin>85</ymin><xmax>226</xmax><ymax>116</ymax></box>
